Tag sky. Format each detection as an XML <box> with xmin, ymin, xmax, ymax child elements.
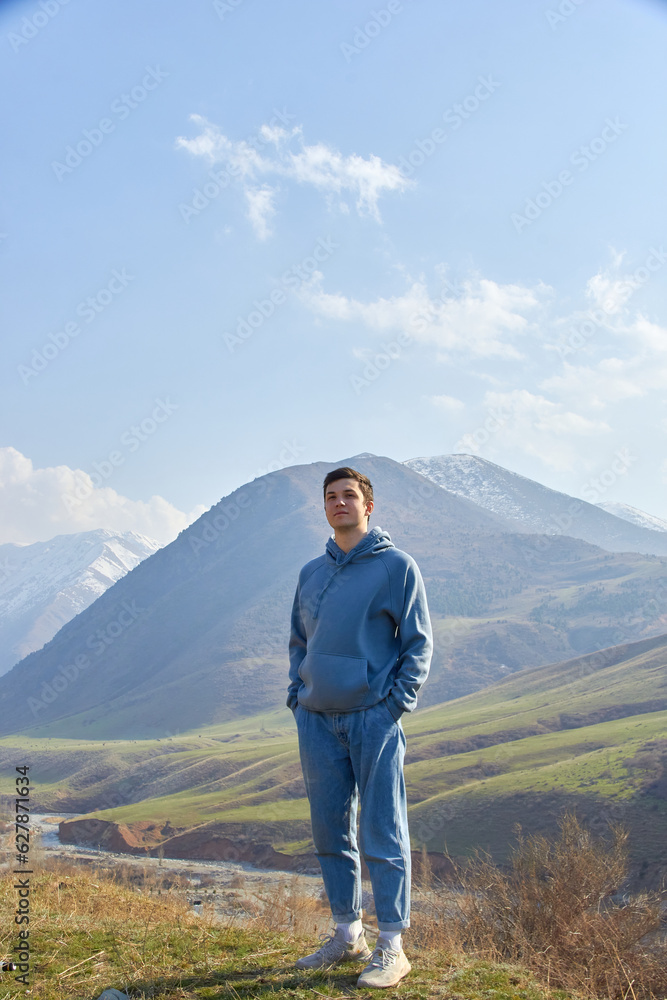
<box><xmin>2</xmin><ymin>0</ymin><xmax>667</xmax><ymax>545</ymax></box>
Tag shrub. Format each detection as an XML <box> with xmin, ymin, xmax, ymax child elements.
<box><xmin>413</xmin><ymin>813</ymin><xmax>666</xmax><ymax>999</ymax></box>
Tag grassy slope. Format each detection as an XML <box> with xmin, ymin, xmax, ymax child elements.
<box><xmin>4</xmin><ymin>536</ymin><xmax>666</xmax><ymax>738</ymax></box>
<box><xmin>1</xmin><ymin>637</ymin><xmax>666</xmax><ymax>873</ymax></box>
<box><xmin>0</xmin><ymin>860</ymin><xmax>572</xmax><ymax>1000</ymax></box>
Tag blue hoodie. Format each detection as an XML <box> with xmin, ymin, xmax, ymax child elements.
<box><xmin>287</xmin><ymin>526</ymin><xmax>432</xmax><ymax>719</ymax></box>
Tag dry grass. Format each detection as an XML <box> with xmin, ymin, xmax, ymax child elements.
<box><xmin>0</xmin><ymin>856</ymin><xmax>333</xmax><ymax>999</ymax></box>
<box><xmin>412</xmin><ymin>814</ymin><xmax>666</xmax><ymax>1000</ymax></box>
<box><xmin>250</xmin><ymin>876</ymin><xmax>330</xmax><ymax>938</ymax></box>
<box><xmin>0</xmin><ymin>819</ymin><xmax>664</xmax><ymax>999</ymax></box>
<box><xmin>0</xmin><ymin>856</ymin><xmax>253</xmax><ymax>998</ymax></box>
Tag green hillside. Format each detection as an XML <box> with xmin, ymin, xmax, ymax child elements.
<box><xmin>3</xmin><ymin>455</ymin><xmax>667</xmax><ymax>739</ymax></box>
<box><xmin>1</xmin><ymin>634</ymin><xmax>666</xmax><ymax>881</ymax></box>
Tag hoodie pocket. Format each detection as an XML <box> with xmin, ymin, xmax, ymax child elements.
<box><xmin>298</xmin><ymin>651</ymin><xmax>369</xmax><ymax>711</ymax></box>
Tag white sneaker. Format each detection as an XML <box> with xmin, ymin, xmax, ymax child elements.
<box><xmin>357</xmin><ymin>945</ymin><xmax>411</xmax><ymax>988</ymax></box>
<box><xmin>295</xmin><ymin>927</ymin><xmax>373</xmax><ymax>970</ymax></box>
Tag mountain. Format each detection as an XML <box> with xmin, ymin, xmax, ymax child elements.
<box><xmin>6</xmin><ymin>632</ymin><xmax>665</xmax><ymax>884</ymax></box>
<box><xmin>405</xmin><ymin>454</ymin><xmax>667</xmax><ymax>556</ymax></box>
<box><xmin>1</xmin><ymin>454</ymin><xmax>666</xmax><ymax>740</ymax></box>
<box><xmin>597</xmin><ymin>501</ymin><xmax>667</xmax><ymax>533</ymax></box>
<box><xmin>0</xmin><ymin>529</ymin><xmax>160</xmax><ymax>675</ymax></box>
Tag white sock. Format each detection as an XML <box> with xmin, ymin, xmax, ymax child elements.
<box><xmin>378</xmin><ymin>931</ymin><xmax>402</xmax><ymax>952</ymax></box>
<box><xmin>336</xmin><ymin>918</ymin><xmax>363</xmax><ymax>942</ymax></box>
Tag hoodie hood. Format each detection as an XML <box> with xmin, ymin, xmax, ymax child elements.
<box><xmin>325</xmin><ymin>526</ymin><xmax>394</xmax><ymax>565</ymax></box>
<box><xmin>311</xmin><ymin>527</ymin><xmax>393</xmax><ymax>618</ymax></box>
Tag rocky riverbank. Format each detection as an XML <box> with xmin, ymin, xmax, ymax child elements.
<box><xmin>58</xmin><ymin>815</ymin><xmax>456</xmax><ymax>882</ymax></box>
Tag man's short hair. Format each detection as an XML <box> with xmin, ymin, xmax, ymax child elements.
<box><xmin>323</xmin><ymin>467</ymin><xmax>374</xmax><ymax>507</ymax></box>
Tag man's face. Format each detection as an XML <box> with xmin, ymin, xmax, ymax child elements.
<box><xmin>324</xmin><ymin>478</ymin><xmax>373</xmax><ymax>532</ymax></box>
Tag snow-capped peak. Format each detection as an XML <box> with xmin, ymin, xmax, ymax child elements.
<box><xmin>0</xmin><ymin>529</ymin><xmax>160</xmax><ymax>675</ymax></box>
<box><xmin>596</xmin><ymin>501</ymin><xmax>667</xmax><ymax>534</ymax></box>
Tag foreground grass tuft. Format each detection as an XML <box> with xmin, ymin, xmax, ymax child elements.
<box><xmin>412</xmin><ymin>815</ymin><xmax>666</xmax><ymax>1000</ymax></box>
<box><xmin>1</xmin><ymin>817</ymin><xmax>665</xmax><ymax>999</ymax></box>
<box><xmin>0</xmin><ymin>858</ymin><xmax>569</xmax><ymax>1000</ymax></box>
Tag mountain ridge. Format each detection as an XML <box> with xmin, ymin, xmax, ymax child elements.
<box><xmin>0</xmin><ymin>528</ymin><xmax>159</xmax><ymax>675</ymax></box>
<box><xmin>597</xmin><ymin>500</ymin><xmax>667</xmax><ymax>533</ymax></box>
<box><xmin>1</xmin><ymin>454</ymin><xmax>666</xmax><ymax>739</ymax></box>
<box><xmin>4</xmin><ymin>631</ymin><xmax>664</xmax><ymax>884</ymax></box>
<box><xmin>405</xmin><ymin>453</ymin><xmax>667</xmax><ymax>556</ymax></box>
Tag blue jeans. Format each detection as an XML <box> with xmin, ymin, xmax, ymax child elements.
<box><xmin>295</xmin><ymin>699</ymin><xmax>411</xmax><ymax>931</ymax></box>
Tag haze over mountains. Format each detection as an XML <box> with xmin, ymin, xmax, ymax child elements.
<box><xmin>405</xmin><ymin>454</ymin><xmax>667</xmax><ymax>556</ymax></box>
<box><xmin>1</xmin><ymin>453</ymin><xmax>666</xmax><ymax>740</ymax></box>
<box><xmin>0</xmin><ymin>529</ymin><xmax>159</xmax><ymax>676</ymax></box>
<box><xmin>596</xmin><ymin>501</ymin><xmax>667</xmax><ymax>533</ymax></box>
<box><xmin>6</xmin><ymin>632</ymin><xmax>665</xmax><ymax>884</ymax></box>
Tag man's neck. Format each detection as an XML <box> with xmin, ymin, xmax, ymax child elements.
<box><xmin>334</xmin><ymin>525</ymin><xmax>369</xmax><ymax>554</ymax></box>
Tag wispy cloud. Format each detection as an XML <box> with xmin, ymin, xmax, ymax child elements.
<box><xmin>460</xmin><ymin>389</ymin><xmax>611</xmax><ymax>472</ymax></box>
<box><xmin>176</xmin><ymin>115</ymin><xmax>411</xmax><ymax>237</ymax></box>
<box><xmin>430</xmin><ymin>394</ymin><xmax>465</xmax><ymax>412</ymax></box>
<box><xmin>299</xmin><ymin>272</ymin><xmax>546</xmax><ymax>359</ymax></box>
<box><xmin>244</xmin><ymin>185</ymin><xmax>276</xmax><ymax>241</ymax></box>
<box><xmin>297</xmin><ymin>260</ymin><xmax>657</xmax><ymax>474</ymax></box>
<box><xmin>541</xmin><ymin>357</ymin><xmax>647</xmax><ymax>410</ymax></box>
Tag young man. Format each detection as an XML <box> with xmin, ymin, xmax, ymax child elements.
<box><xmin>287</xmin><ymin>467</ymin><xmax>432</xmax><ymax>988</ymax></box>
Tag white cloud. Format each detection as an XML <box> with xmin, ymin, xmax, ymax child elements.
<box><xmin>244</xmin><ymin>185</ymin><xmax>276</xmax><ymax>241</ymax></box>
<box><xmin>586</xmin><ymin>268</ymin><xmax>635</xmax><ymax>315</ymax></box>
<box><xmin>430</xmin><ymin>394</ymin><xmax>465</xmax><ymax>412</ymax></box>
<box><xmin>455</xmin><ymin>390</ymin><xmax>610</xmax><ymax>472</ymax></box>
<box><xmin>0</xmin><ymin>447</ymin><xmax>204</xmax><ymax>546</ymax></box>
<box><xmin>542</xmin><ymin>308</ymin><xmax>667</xmax><ymax>418</ymax></box>
<box><xmin>547</xmin><ymin>248</ymin><xmax>667</xmax><ymax>364</ymax></box>
<box><xmin>541</xmin><ymin>358</ymin><xmax>645</xmax><ymax>410</ymax></box>
<box><xmin>624</xmin><ymin>314</ymin><xmax>667</xmax><ymax>354</ymax></box>
<box><xmin>299</xmin><ymin>273</ymin><xmax>546</xmax><ymax>359</ymax></box>
<box><xmin>584</xmin><ymin>248</ymin><xmax>667</xmax><ymax>317</ymax></box>
<box><xmin>176</xmin><ymin>116</ymin><xmax>411</xmax><ymax>236</ymax></box>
